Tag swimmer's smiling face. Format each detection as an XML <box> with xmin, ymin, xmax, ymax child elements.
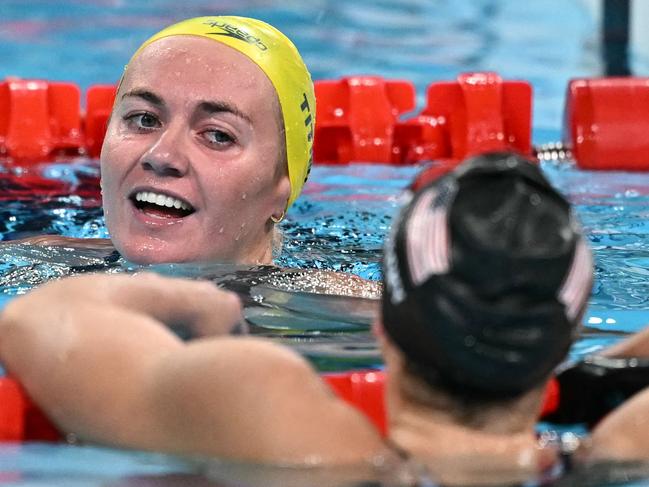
<box><xmin>100</xmin><ymin>36</ymin><xmax>290</xmax><ymax>264</ymax></box>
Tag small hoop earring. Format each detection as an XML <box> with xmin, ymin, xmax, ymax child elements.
<box><xmin>270</xmin><ymin>211</ymin><xmax>285</xmax><ymax>224</ymax></box>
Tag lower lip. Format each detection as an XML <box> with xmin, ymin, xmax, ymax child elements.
<box><xmin>130</xmin><ymin>201</ymin><xmax>193</xmax><ymax>227</ymax></box>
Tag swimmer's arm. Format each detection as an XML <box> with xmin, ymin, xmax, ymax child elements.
<box><xmin>589</xmin><ymin>387</ymin><xmax>649</xmax><ymax>461</ymax></box>
<box><xmin>0</xmin><ymin>273</ymin><xmax>242</xmax><ymax>446</ymax></box>
<box><xmin>581</xmin><ymin>325</ymin><xmax>649</xmax><ymax>460</ymax></box>
<box><xmin>0</xmin><ymin>274</ymin><xmax>382</xmax><ymax>462</ymax></box>
<box><xmin>599</xmin><ymin>324</ymin><xmax>649</xmax><ymax>357</ymax></box>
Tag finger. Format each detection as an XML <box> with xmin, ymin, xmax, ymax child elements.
<box><xmin>102</xmin><ymin>273</ymin><xmax>243</xmax><ymax>333</ymax></box>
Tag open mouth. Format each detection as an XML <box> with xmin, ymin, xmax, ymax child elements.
<box><xmin>130</xmin><ymin>191</ymin><xmax>195</xmax><ymax>219</ymax></box>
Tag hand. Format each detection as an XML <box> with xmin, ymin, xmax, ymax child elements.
<box><xmin>1</xmin><ymin>272</ymin><xmax>243</xmax><ymax>338</ymax></box>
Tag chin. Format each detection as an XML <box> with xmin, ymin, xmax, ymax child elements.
<box><xmin>114</xmin><ymin>241</ymin><xmax>197</xmax><ymax>265</ymax></box>
<box><xmin>112</xmin><ymin>233</ymin><xmax>263</xmax><ymax>265</ymax></box>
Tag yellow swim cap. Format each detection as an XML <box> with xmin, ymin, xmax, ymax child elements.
<box><xmin>131</xmin><ymin>16</ymin><xmax>315</xmax><ymax>208</ymax></box>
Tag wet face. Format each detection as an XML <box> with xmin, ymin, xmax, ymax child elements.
<box><xmin>100</xmin><ymin>36</ymin><xmax>290</xmax><ymax>264</ymax></box>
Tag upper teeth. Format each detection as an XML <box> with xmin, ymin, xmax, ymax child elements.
<box><xmin>134</xmin><ymin>191</ymin><xmax>192</xmax><ymax>211</ymax></box>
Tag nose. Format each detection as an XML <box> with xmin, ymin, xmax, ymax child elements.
<box><xmin>139</xmin><ymin>124</ymin><xmax>190</xmax><ymax>178</ymax></box>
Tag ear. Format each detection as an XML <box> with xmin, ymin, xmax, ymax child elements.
<box><xmin>270</xmin><ymin>174</ymin><xmax>291</xmax><ymax>222</ymax></box>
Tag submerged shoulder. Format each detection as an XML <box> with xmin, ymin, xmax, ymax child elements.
<box><xmin>262</xmin><ymin>268</ymin><xmax>381</xmax><ymax>299</ymax></box>
<box><xmin>6</xmin><ymin>235</ymin><xmax>113</xmax><ymax>249</ymax></box>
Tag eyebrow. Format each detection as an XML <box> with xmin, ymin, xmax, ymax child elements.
<box><xmin>119</xmin><ymin>90</ymin><xmax>252</xmax><ymax>124</ymax></box>
<box><xmin>197</xmin><ymin>101</ymin><xmax>252</xmax><ymax>124</ymax></box>
<box><xmin>121</xmin><ymin>89</ymin><xmax>165</xmax><ymax>108</ymax></box>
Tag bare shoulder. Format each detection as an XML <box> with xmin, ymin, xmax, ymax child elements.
<box><xmin>151</xmin><ymin>336</ymin><xmax>384</xmax><ymax>463</ymax></box>
<box><xmin>226</xmin><ymin>337</ymin><xmax>386</xmax><ymax>463</ymax></box>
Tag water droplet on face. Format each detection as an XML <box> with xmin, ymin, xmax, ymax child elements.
<box><xmin>219</xmin><ymin>227</ymin><xmax>224</xmax><ymax>234</ymax></box>
<box><xmin>241</xmin><ymin>192</ymin><xmax>247</xmax><ymax>200</ymax></box>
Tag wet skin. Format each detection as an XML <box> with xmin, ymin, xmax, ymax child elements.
<box><xmin>100</xmin><ymin>36</ymin><xmax>290</xmax><ymax>265</ymax></box>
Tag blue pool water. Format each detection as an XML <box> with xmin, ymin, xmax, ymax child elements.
<box><xmin>1</xmin><ymin>0</ymin><xmax>649</xmax><ymax>485</ymax></box>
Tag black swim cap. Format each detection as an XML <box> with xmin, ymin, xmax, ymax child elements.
<box><xmin>382</xmin><ymin>152</ymin><xmax>593</xmax><ymax>398</ymax></box>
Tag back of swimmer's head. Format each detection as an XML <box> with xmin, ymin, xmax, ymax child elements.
<box><xmin>124</xmin><ymin>16</ymin><xmax>315</xmax><ymax>209</ymax></box>
<box><xmin>382</xmin><ymin>151</ymin><xmax>593</xmax><ymax>400</ymax></box>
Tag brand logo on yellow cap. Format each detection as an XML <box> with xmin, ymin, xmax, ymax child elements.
<box><xmin>203</xmin><ymin>20</ymin><xmax>268</xmax><ymax>51</ymax></box>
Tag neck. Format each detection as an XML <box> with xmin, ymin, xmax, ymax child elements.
<box><xmin>387</xmin><ymin>399</ymin><xmax>554</xmax><ymax>485</ymax></box>
<box><xmin>237</xmin><ymin>229</ymin><xmax>276</xmax><ymax>265</ymax></box>
<box><xmin>245</xmin><ymin>243</ymin><xmax>274</xmax><ymax>265</ymax></box>
<box><xmin>391</xmin><ymin>403</ymin><xmax>538</xmax><ymax>452</ymax></box>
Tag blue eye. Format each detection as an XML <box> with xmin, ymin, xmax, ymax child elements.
<box><xmin>125</xmin><ymin>112</ymin><xmax>160</xmax><ymax>131</ymax></box>
<box><xmin>138</xmin><ymin>113</ymin><xmax>159</xmax><ymax>128</ymax></box>
<box><xmin>204</xmin><ymin>130</ymin><xmax>235</xmax><ymax>147</ymax></box>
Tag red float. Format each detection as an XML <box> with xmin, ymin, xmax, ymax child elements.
<box><xmin>84</xmin><ymin>85</ymin><xmax>117</xmax><ymax>158</ymax></box>
<box><xmin>0</xmin><ymin>73</ymin><xmax>538</xmax><ymax>167</ymax></box>
<box><xmin>564</xmin><ymin>77</ymin><xmax>649</xmax><ymax>170</ymax></box>
<box><xmin>0</xmin><ymin>79</ymin><xmax>83</xmax><ymax>162</ymax></box>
